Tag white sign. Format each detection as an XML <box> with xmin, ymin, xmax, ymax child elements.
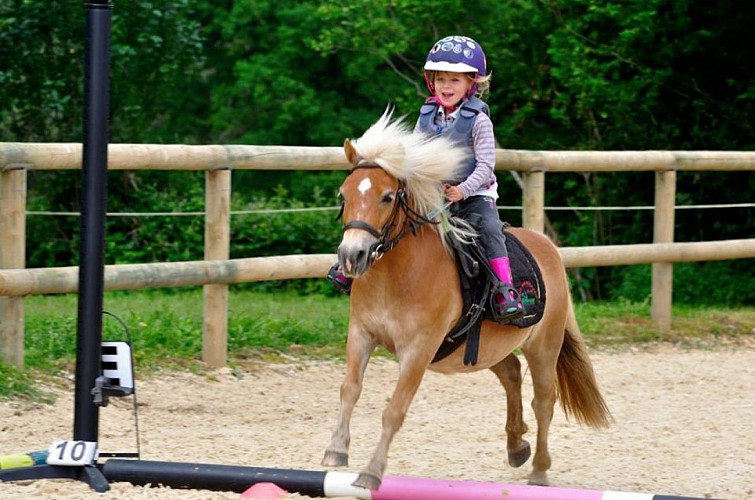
<box><xmin>46</xmin><ymin>440</ymin><xmax>98</xmax><ymax>466</ymax></box>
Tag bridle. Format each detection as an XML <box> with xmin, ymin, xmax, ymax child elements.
<box><xmin>337</xmin><ymin>163</ymin><xmax>440</xmax><ymax>263</ymax></box>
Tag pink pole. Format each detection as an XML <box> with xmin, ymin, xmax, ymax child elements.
<box><xmin>373</xmin><ymin>475</ymin><xmax>607</xmax><ymax>500</ymax></box>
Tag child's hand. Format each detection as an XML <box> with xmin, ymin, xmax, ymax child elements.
<box><xmin>444</xmin><ymin>184</ymin><xmax>463</xmax><ymax>202</ymax></box>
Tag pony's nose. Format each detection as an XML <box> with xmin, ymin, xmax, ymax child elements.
<box><xmin>338</xmin><ymin>245</ymin><xmax>369</xmax><ymax>276</ymax></box>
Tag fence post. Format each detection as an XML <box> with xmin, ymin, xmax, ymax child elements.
<box><xmin>0</xmin><ymin>167</ymin><xmax>27</xmax><ymax>368</ymax></box>
<box><xmin>652</xmin><ymin>169</ymin><xmax>676</xmax><ymax>331</ymax></box>
<box><xmin>522</xmin><ymin>171</ymin><xmax>545</xmax><ymax>233</ymax></box>
<box><xmin>203</xmin><ymin>167</ymin><xmax>231</xmax><ymax>368</ymax></box>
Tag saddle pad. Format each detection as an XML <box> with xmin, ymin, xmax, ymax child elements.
<box><xmin>431</xmin><ymin>226</ymin><xmax>546</xmax><ymax>365</ymax></box>
<box><xmin>504</xmin><ymin>229</ymin><xmax>546</xmax><ymax>328</ymax></box>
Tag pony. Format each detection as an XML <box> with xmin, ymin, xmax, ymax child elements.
<box><xmin>322</xmin><ymin>109</ymin><xmax>611</xmax><ymax>490</ymax></box>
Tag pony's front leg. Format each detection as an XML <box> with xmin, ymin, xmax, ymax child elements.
<box><xmin>353</xmin><ymin>350</ymin><xmax>431</xmax><ymax>491</ymax></box>
<box><xmin>322</xmin><ymin>329</ymin><xmax>375</xmax><ymax>468</ymax></box>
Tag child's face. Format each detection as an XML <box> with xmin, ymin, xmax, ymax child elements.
<box><xmin>433</xmin><ymin>71</ymin><xmax>472</xmax><ymax>108</ymax></box>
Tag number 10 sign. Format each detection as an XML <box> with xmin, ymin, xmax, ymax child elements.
<box><xmin>46</xmin><ymin>440</ymin><xmax>98</xmax><ymax>466</ymax></box>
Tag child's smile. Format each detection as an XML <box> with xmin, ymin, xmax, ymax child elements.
<box><xmin>434</xmin><ymin>72</ymin><xmax>472</xmax><ymax>108</ymax></box>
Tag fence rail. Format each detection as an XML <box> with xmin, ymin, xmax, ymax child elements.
<box><xmin>1</xmin><ymin>240</ymin><xmax>753</xmax><ymax>297</ymax></box>
<box><xmin>2</xmin><ymin>143</ymin><xmax>754</xmax><ymax>368</ymax></box>
<box><xmin>3</xmin><ymin>143</ymin><xmax>755</xmax><ymax>171</ymax></box>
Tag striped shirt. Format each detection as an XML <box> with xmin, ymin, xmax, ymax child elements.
<box><xmin>414</xmin><ymin>103</ymin><xmax>499</xmax><ymax>200</ymax></box>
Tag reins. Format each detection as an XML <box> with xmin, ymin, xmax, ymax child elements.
<box><xmin>337</xmin><ymin>163</ymin><xmax>443</xmax><ymax>263</ymax></box>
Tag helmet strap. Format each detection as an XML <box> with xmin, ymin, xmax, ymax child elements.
<box><xmin>465</xmin><ymin>72</ymin><xmax>479</xmax><ymax>98</ymax></box>
<box><xmin>430</xmin><ymin>95</ymin><xmax>459</xmax><ymax>113</ymax></box>
<box><xmin>423</xmin><ymin>71</ymin><xmax>435</xmax><ymax>95</ymax></box>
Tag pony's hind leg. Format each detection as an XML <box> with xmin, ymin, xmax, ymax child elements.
<box><xmin>489</xmin><ymin>354</ymin><xmax>531</xmax><ymax>468</ymax></box>
<box><xmin>322</xmin><ymin>332</ymin><xmax>375</xmax><ymax>468</ymax></box>
<box><xmin>521</xmin><ymin>347</ymin><xmax>558</xmax><ymax>486</ymax></box>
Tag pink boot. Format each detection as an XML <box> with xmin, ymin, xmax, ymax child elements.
<box><xmin>488</xmin><ymin>257</ymin><xmax>524</xmax><ymax>319</ymax></box>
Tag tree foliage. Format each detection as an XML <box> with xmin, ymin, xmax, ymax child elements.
<box><xmin>1</xmin><ymin>0</ymin><xmax>752</xmax><ymax>304</ymax></box>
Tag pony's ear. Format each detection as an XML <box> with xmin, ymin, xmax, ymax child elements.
<box><xmin>344</xmin><ymin>138</ymin><xmax>358</xmax><ymax>166</ymax></box>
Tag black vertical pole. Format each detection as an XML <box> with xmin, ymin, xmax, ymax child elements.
<box><xmin>0</xmin><ymin>2</ymin><xmax>112</xmax><ymax>490</ymax></box>
<box><xmin>74</xmin><ymin>0</ymin><xmax>112</xmax><ymax>443</ymax></box>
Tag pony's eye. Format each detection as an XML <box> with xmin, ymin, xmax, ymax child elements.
<box><xmin>381</xmin><ymin>192</ymin><xmax>395</xmax><ymax>204</ymax></box>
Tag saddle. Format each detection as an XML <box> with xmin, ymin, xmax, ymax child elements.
<box><xmin>432</xmin><ymin>224</ymin><xmax>546</xmax><ymax>366</ymax></box>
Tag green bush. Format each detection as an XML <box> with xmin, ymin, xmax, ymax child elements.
<box><xmin>609</xmin><ymin>261</ymin><xmax>754</xmax><ymax>307</ymax></box>
<box><xmin>230</xmin><ymin>185</ymin><xmax>342</xmax><ymax>294</ymax></box>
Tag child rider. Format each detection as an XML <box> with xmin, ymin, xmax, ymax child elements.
<box><xmin>328</xmin><ymin>35</ymin><xmax>523</xmax><ymax>321</ymax></box>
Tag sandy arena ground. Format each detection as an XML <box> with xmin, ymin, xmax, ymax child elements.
<box><xmin>1</xmin><ymin>343</ymin><xmax>753</xmax><ymax>500</ymax></box>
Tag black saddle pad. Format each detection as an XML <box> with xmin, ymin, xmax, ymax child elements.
<box><xmin>505</xmin><ymin>229</ymin><xmax>546</xmax><ymax>328</ymax></box>
<box><xmin>432</xmin><ymin>226</ymin><xmax>546</xmax><ymax>365</ymax></box>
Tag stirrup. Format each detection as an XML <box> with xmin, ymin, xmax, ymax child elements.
<box><xmin>491</xmin><ymin>284</ymin><xmax>524</xmax><ymax>322</ymax></box>
<box><xmin>326</xmin><ymin>263</ymin><xmax>352</xmax><ymax>295</ymax></box>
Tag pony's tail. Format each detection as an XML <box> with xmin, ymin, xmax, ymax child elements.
<box><xmin>556</xmin><ymin>300</ymin><xmax>613</xmax><ymax>429</ymax></box>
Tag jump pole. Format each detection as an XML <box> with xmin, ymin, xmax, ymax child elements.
<box><xmin>0</xmin><ymin>0</ymin><xmax>113</xmax><ymax>491</ymax></box>
<box><xmin>100</xmin><ymin>459</ymin><xmax>715</xmax><ymax>500</ymax></box>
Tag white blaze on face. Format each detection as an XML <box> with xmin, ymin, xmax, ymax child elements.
<box><xmin>357</xmin><ymin>177</ymin><xmax>372</xmax><ymax>194</ymax></box>
<box><xmin>339</xmin><ymin>175</ymin><xmax>376</xmax><ymax>272</ymax></box>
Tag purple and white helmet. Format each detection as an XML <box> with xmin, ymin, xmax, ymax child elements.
<box><xmin>424</xmin><ymin>35</ymin><xmax>487</xmax><ymax>96</ymax></box>
<box><xmin>424</xmin><ymin>35</ymin><xmax>487</xmax><ymax>76</ymax></box>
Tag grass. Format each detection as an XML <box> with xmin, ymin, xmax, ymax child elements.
<box><xmin>3</xmin><ymin>289</ymin><xmax>753</xmax><ymax>402</ymax></box>
<box><xmin>576</xmin><ymin>298</ymin><xmax>754</xmax><ymax>347</ymax></box>
<box><xmin>20</xmin><ymin>288</ymin><xmax>351</xmax><ymax>372</ymax></box>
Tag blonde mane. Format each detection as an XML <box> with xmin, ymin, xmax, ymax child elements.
<box><xmin>350</xmin><ymin>108</ymin><xmax>475</xmax><ymax>245</ymax></box>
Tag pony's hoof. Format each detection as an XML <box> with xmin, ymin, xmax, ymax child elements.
<box><xmin>528</xmin><ymin>470</ymin><xmax>549</xmax><ymax>486</ymax></box>
<box><xmin>352</xmin><ymin>472</ymin><xmax>382</xmax><ymax>491</ymax></box>
<box><xmin>321</xmin><ymin>451</ymin><xmax>349</xmax><ymax>467</ymax></box>
<box><xmin>508</xmin><ymin>441</ymin><xmax>531</xmax><ymax>468</ymax></box>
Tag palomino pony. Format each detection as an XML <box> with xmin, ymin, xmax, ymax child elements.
<box><xmin>322</xmin><ymin>109</ymin><xmax>611</xmax><ymax>491</ymax></box>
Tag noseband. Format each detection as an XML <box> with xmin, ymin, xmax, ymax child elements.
<box><xmin>337</xmin><ymin>163</ymin><xmax>440</xmax><ymax>263</ymax></box>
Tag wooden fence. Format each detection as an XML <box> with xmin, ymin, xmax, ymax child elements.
<box><xmin>1</xmin><ymin>143</ymin><xmax>754</xmax><ymax>368</ymax></box>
